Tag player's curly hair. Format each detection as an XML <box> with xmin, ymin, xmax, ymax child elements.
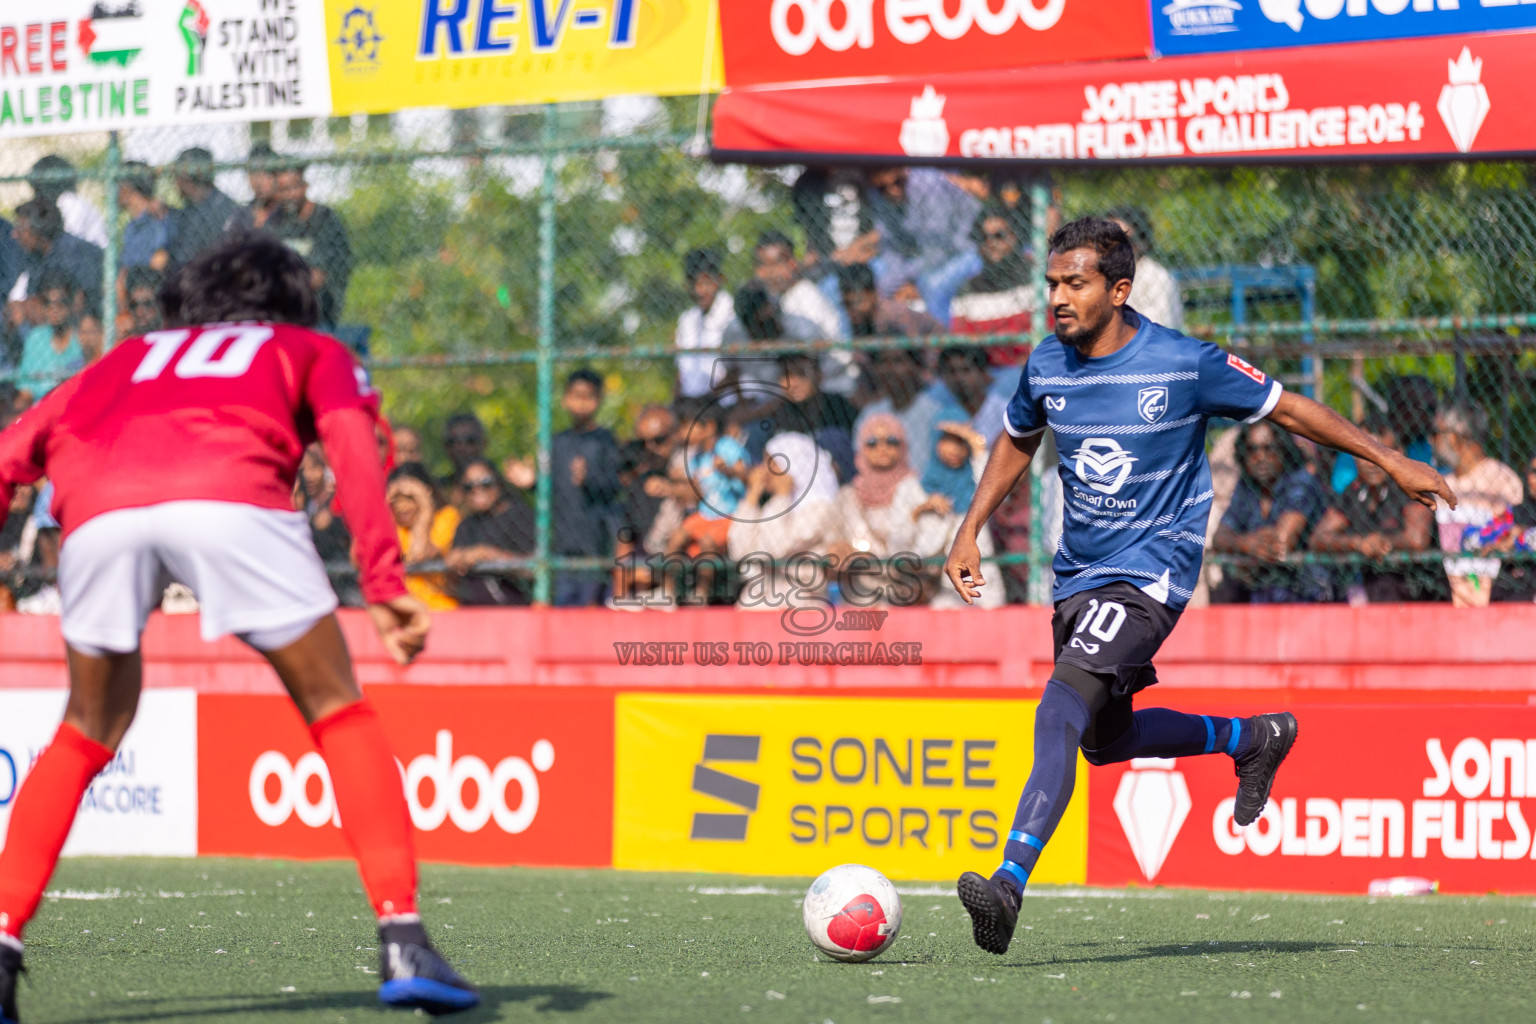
<box><xmin>1048</xmin><ymin>217</ymin><xmax>1136</xmax><ymax>287</ymax></box>
<box><xmin>167</xmin><ymin>231</ymin><xmax>319</xmax><ymax>328</ymax></box>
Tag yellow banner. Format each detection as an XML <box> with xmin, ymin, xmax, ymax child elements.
<box><xmin>614</xmin><ymin>695</ymin><xmax>1087</xmax><ymax>883</ymax></box>
<box><xmin>326</xmin><ymin>1</ymin><xmax>723</xmax><ymax>114</ymax></box>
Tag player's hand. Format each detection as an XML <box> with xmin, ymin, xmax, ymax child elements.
<box><xmin>1387</xmin><ymin>454</ymin><xmax>1456</xmax><ymax>512</ymax></box>
<box><xmin>367</xmin><ymin>593</ymin><xmax>432</xmax><ymax>666</ymax></box>
<box><xmin>943</xmin><ymin>530</ymin><xmax>984</xmax><ymax>605</ymax></box>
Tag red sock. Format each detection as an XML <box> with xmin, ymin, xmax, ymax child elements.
<box><xmin>0</xmin><ymin>723</ymin><xmax>113</xmax><ymax>940</ymax></box>
<box><xmin>310</xmin><ymin>700</ymin><xmax>418</xmax><ymax>919</ymax></box>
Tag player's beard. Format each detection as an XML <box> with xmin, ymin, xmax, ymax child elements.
<box><xmin>1056</xmin><ymin>303</ymin><xmax>1113</xmax><ymax>352</ymax></box>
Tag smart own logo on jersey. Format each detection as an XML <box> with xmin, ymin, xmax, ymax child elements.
<box><xmin>1071</xmin><ymin>438</ymin><xmax>1138</xmax><ymax>495</ymax></box>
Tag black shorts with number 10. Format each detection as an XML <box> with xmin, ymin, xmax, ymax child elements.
<box><xmin>1050</xmin><ymin>582</ymin><xmax>1183</xmax><ymax>699</ymax></box>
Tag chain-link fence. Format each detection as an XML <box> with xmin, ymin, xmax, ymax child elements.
<box><xmin>2</xmin><ymin>97</ymin><xmax>1536</xmax><ymax>612</ymax></box>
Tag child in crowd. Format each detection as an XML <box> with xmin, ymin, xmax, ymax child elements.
<box><xmin>551</xmin><ymin>368</ymin><xmax>621</xmax><ymax>606</ymax></box>
<box><xmin>666</xmin><ymin>403</ymin><xmax>749</xmax><ymax>604</ymax></box>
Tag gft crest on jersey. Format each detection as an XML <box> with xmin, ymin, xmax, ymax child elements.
<box><xmin>1137</xmin><ymin>386</ymin><xmax>1168</xmax><ymax>423</ymax></box>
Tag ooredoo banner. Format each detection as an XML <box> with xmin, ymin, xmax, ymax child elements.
<box><xmin>198</xmin><ymin>688</ymin><xmax>613</xmax><ymax>867</ymax></box>
<box><xmin>325</xmin><ymin>0</ymin><xmax>724</xmax><ymax>114</ymax></box>
<box><xmin>0</xmin><ymin>689</ymin><xmax>198</xmax><ymax>857</ymax></box>
<box><xmin>1088</xmin><ymin>703</ymin><xmax>1536</xmax><ymax>894</ymax></box>
<box><xmin>1154</xmin><ymin>0</ymin><xmax>1536</xmax><ymax>58</ymax></box>
<box><xmin>719</xmin><ymin>0</ymin><xmax>1150</xmax><ymax>87</ymax></box>
<box><xmin>713</xmin><ymin>29</ymin><xmax>1536</xmax><ymax>162</ymax></box>
<box><xmin>0</xmin><ymin>0</ymin><xmax>332</xmax><ymax>139</ymax></box>
<box><xmin>613</xmin><ymin>694</ymin><xmax>1087</xmax><ymax>883</ymax></box>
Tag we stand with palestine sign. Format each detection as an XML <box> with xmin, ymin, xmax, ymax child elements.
<box><xmin>0</xmin><ymin>0</ymin><xmax>330</xmax><ymax>139</ymax></box>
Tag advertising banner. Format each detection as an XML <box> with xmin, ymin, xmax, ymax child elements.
<box><xmin>713</xmin><ymin>29</ymin><xmax>1536</xmax><ymax>162</ymax></box>
<box><xmin>198</xmin><ymin>688</ymin><xmax>613</xmax><ymax>867</ymax></box>
<box><xmin>613</xmin><ymin>694</ymin><xmax>1086</xmax><ymax>882</ymax></box>
<box><xmin>0</xmin><ymin>0</ymin><xmax>331</xmax><ymax>140</ymax></box>
<box><xmin>326</xmin><ymin>0</ymin><xmax>724</xmax><ymax>114</ymax></box>
<box><xmin>1088</xmin><ymin>704</ymin><xmax>1536</xmax><ymax>895</ymax></box>
<box><xmin>0</xmin><ymin>689</ymin><xmax>198</xmax><ymax>857</ymax></box>
<box><xmin>1154</xmin><ymin>0</ymin><xmax>1536</xmax><ymax>58</ymax></box>
<box><xmin>718</xmin><ymin>0</ymin><xmax>1150</xmax><ymax>88</ymax></box>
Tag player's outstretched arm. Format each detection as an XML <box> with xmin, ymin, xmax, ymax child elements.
<box><xmin>1265</xmin><ymin>391</ymin><xmax>1457</xmax><ymax>512</ymax></box>
<box><xmin>943</xmin><ymin>430</ymin><xmax>1042</xmax><ymax>605</ymax></box>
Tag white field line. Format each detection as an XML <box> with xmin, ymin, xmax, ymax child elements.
<box><xmin>45</xmin><ymin>889</ymin><xmax>249</xmax><ymax>901</ymax></box>
<box><xmin>688</xmin><ymin>885</ymin><xmax>1172</xmax><ymax>899</ymax></box>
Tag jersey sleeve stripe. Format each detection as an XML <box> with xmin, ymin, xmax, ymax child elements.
<box><xmin>1003</xmin><ymin>410</ymin><xmax>1046</xmax><ymax>439</ymax></box>
<box><xmin>1243</xmin><ymin>380</ymin><xmax>1284</xmax><ymax>424</ymax></box>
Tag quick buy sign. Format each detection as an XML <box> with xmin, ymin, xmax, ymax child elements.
<box><xmin>1088</xmin><ymin>704</ymin><xmax>1536</xmax><ymax>894</ymax></box>
<box><xmin>1155</xmin><ymin>0</ymin><xmax>1536</xmax><ymax>57</ymax></box>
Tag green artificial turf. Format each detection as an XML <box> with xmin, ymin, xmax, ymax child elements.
<box><xmin>11</xmin><ymin>858</ymin><xmax>1535</xmax><ymax>1023</ymax></box>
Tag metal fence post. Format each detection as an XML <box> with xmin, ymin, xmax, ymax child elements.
<box><xmin>533</xmin><ymin>104</ymin><xmax>558</xmax><ymax>607</ymax></box>
<box><xmin>1028</xmin><ymin>178</ymin><xmax>1051</xmax><ymax>605</ymax></box>
<box><xmin>102</xmin><ymin>131</ymin><xmax>121</xmax><ymax>349</ymax></box>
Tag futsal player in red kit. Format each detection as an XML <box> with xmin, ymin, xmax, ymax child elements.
<box><xmin>0</xmin><ymin>235</ymin><xmax>478</xmax><ymax>1019</ymax></box>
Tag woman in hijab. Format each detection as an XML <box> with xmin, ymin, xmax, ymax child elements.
<box><xmin>913</xmin><ymin>421</ymin><xmax>1004</xmax><ymax>608</ymax></box>
<box><xmin>727</xmin><ymin>432</ymin><xmax>842</xmax><ymax>612</ymax></box>
<box><xmin>835</xmin><ymin>414</ymin><xmax>929</xmax><ymax>607</ymax></box>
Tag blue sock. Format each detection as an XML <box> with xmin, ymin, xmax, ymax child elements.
<box><xmin>1081</xmin><ymin>710</ymin><xmax>1249</xmax><ymax>765</ymax></box>
<box><xmin>995</xmin><ymin>680</ymin><xmax>1090</xmax><ymax>895</ymax></box>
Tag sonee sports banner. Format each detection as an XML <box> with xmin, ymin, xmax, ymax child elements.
<box><xmin>712</xmin><ymin>29</ymin><xmax>1536</xmax><ymax>163</ymax></box>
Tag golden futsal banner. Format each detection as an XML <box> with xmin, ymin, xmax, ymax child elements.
<box><xmin>614</xmin><ymin>695</ymin><xmax>1088</xmax><ymax>883</ymax></box>
<box><xmin>326</xmin><ymin>0</ymin><xmax>723</xmax><ymax>114</ymax></box>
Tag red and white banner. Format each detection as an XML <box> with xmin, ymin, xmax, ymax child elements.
<box><xmin>198</xmin><ymin>688</ymin><xmax>614</xmax><ymax>868</ymax></box>
<box><xmin>1088</xmin><ymin>704</ymin><xmax>1536</xmax><ymax>895</ymax></box>
<box><xmin>718</xmin><ymin>0</ymin><xmax>1150</xmax><ymax>87</ymax></box>
<box><xmin>714</xmin><ymin>29</ymin><xmax>1536</xmax><ymax>162</ymax></box>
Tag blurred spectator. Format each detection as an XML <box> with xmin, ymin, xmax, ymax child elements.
<box><xmin>268</xmin><ymin>161</ymin><xmax>353</xmax><ymax>328</ymax></box>
<box><xmin>29</xmin><ymin>156</ymin><xmax>108</xmax><ymax>248</ymax></box>
<box><xmin>1492</xmin><ymin>453</ymin><xmax>1536</xmax><ymax>603</ymax></box>
<box><xmin>441</xmin><ymin>412</ymin><xmax>487</xmax><ymax>501</ymax></box>
<box><xmin>855</xmin><ymin>347</ymin><xmax>944</xmax><ymax>480</ymax></box>
<box><xmin>753</xmin><ymin>230</ymin><xmax>855</xmax><ymax>394</ymax></box>
<box><xmin>14</xmin><ymin>481</ymin><xmax>61</xmax><ymax>615</ymax></box>
<box><xmin>667</xmin><ymin>401</ymin><xmax>748</xmax><ymax>551</ymax></box>
<box><xmin>168</xmin><ymin>147</ymin><xmax>242</xmax><ymax>268</ymax></box>
<box><xmin>552</xmin><ymin>368</ymin><xmax>621</xmax><ymax>606</ymax></box>
<box><xmin>0</xmin><ymin>212</ymin><xmax>22</xmax><ymax>310</ymax></box>
<box><xmin>1212</xmin><ymin>422</ymin><xmax>1329</xmax><ymax>603</ymax></box>
<box><xmin>932</xmin><ymin>345</ymin><xmax>1012</xmax><ymax>442</ymax></box>
<box><xmin>613</xmin><ymin>404</ymin><xmax>683</xmax><ymax>607</ymax></box>
<box><xmin>297</xmin><ymin>445</ymin><xmax>361</xmax><ymax>606</ymax></box>
<box><xmin>448</xmin><ymin>458</ymin><xmax>536</xmax><ymax>606</ymax></box>
<box><xmin>15</xmin><ymin>273</ymin><xmax>85</xmax><ymax>401</ymax></box>
<box><xmin>247</xmin><ymin>141</ymin><xmax>281</xmax><ymax>229</ymax></box>
<box><xmin>1309</xmin><ymin>418</ymin><xmax>1433</xmax><ymax>603</ymax></box>
<box><xmin>0</xmin><ymin>482</ymin><xmax>37</xmax><ymax>611</ymax></box>
<box><xmin>77</xmin><ymin>313</ymin><xmax>103</xmax><ymax>364</ymax></box>
<box><xmin>1432</xmin><ymin>402</ymin><xmax>1521</xmax><ymax>607</ymax></box>
<box><xmin>1108</xmin><ymin>207</ymin><xmax>1184</xmax><ymax>331</ymax></box>
<box><xmin>834</xmin><ymin>414</ymin><xmax>927</xmax><ymax>607</ymax></box>
<box><xmin>838</xmin><ymin>262</ymin><xmax>941</xmax><ymax>340</ymax></box>
<box><xmin>124</xmin><ymin>266</ymin><xmax>164</xmax><ymax>336</ymax></box>
<box><xmin>922</xmin><ymin>421</ymin><xmax>986</xmax><ymax>516</ymax></box>
<box><xmin>392</xmin><ymin>424</ymin><xmax>425</xmax><ymax>467</ymax></box>
<box><xmin>387</xmin><ymin>462</ymin><xmax>460</xmax><ymax>611</ymax></box>
<box><xmin>860</xmin><ymin>167</ymin><xmax>981</xmax><ymax>324</ymax></box>
<box><xmin>727</xmin><ymin>432</ymin><xmax>842</xmax><ymax>612</ymax></box>
<box><xmin>772</xmin><ymin>353</ymin><xmax>858</xmax><ymax>482</ymax></box>
<box><xmin>915</xmin><ymin>421</ymin><xmax>1004</xmax><ymax>609</ymax></box>
<box><xmin>950</xmin><ymin>208</ymin><xmax>1037</xmax><ymax>364</ymax></box>
<box><xmin>12</xmin><ymin>198</ymin><xmax>104</xmax><ymax>315</ymax></box>
<box><xmin>1332</xmin><ymin>375</ymin><xmax>1438</xmax><ymax>493</ymax></box>
<box><xmin>118</xmin><ymin>162</ymin><xmax>174</xmax><ymax>275</ymax></box>
<box><xmin>674</xmin><ymin>247</ymin><xmax>735</xmax><ymax>399</ymax></box>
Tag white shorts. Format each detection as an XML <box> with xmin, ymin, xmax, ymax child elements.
<box><xmin>59</xmin><ymin>500</ymin><xmax>339</xmax><ymax>654</ymax></box>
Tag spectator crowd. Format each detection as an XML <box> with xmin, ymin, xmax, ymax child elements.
<box><xmin>0</xmin><ymin>157</ymin><xmax>1529</xmax><ymax>612</ymax></box>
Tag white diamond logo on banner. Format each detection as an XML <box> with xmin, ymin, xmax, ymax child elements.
<box><xmin>1437</xmin><ymin>47</ymin><xmax>1490</xmax><ymax>155</ymax></box>
<box><xmin>899</xmin><ymin>86</ymin><xmax>949</xmax><ymax>158</ymax></box>
<box><xmin>1112</xmin><ymin>758</ymin><xmax>1192</xmax><ymax>881</ymax></box>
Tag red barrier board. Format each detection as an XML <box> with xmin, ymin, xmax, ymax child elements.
<box><xmin>719</xmin><ymin>0</ymin><xmax>1150</xmax><ymax>88</ymax></box>
<box><xmin>1088</xmin><ymin>704</ymin><xmax>1536</xmax><ymax>895</ymax></box>
<box><xmin>198</xmin><ymin>688</ymin><xmax>613</xmax><ymax>867</ymax></box>
<box><xmin>714</xmin><ymin>29</ymin><xmax>1536</xmax><ymax>162</ymax></box>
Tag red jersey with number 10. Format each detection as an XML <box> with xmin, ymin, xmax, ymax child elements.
<box><xmin>0</xmin><ymin>322</ymin><xmax>406</xmax><ymax>604</ymax></box>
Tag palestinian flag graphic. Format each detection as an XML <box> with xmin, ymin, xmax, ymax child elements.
<box><xmin>78</xmin><ymin>0</ymin><xmax>145</xmax><ymax>68</ymax></box>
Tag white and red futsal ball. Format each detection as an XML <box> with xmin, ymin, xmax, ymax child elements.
<box><xmin>802</xmin><ymin>864</ymin><xmax>903</xmax><ymax>962</ymax></box>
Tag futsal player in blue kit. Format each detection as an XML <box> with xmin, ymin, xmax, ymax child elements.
<box><xmin>946</xmin><ymin>218</ymin><xmax>1456</xmax><ymax>954</ymax></box>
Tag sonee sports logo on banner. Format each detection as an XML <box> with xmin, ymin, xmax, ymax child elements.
<box><xmin>250</xmin><ymin>732</ymin><xmax>556</xmax><ymax>835</ymax></box>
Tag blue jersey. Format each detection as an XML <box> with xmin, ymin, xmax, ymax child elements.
<box><xmin>1004</xmin><ymin>309</ymin><xmax>1282</xmax><ymax>610</ymax></box>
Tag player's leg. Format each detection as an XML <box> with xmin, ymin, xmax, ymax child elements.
<box><xmin>254</xmin><ymin>616</ymin><xmax>478</xmax><ymax>1015</ymax></box>
<box><xmin>0</xmin><ymin>646</ymin><xmax>141</xmax><ymax>1024</ymax></box>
